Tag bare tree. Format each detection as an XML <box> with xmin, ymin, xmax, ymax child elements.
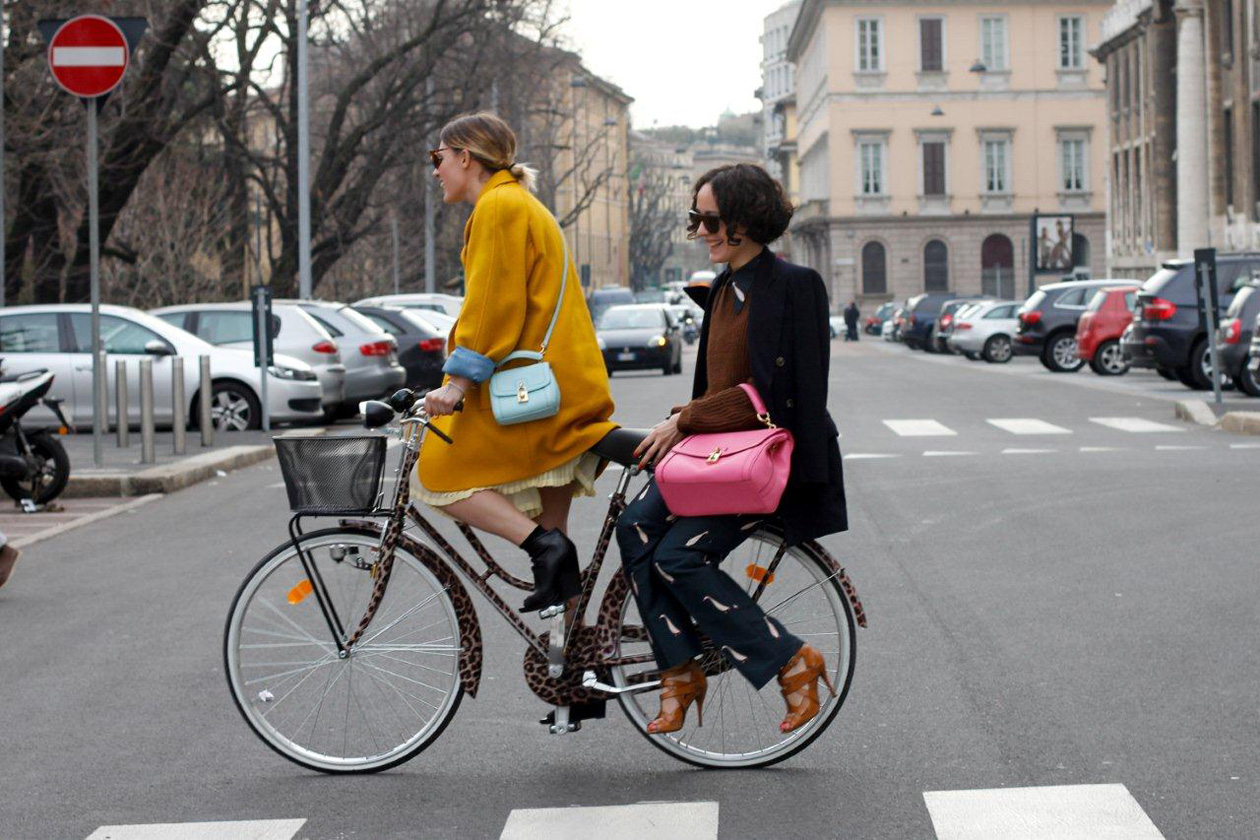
<box><xmin>628</xmin><ymin>152</ymin><xmax>677</xmax><ymax>291</ymax></box>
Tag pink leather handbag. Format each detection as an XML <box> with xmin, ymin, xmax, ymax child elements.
<box><xmin>655</xmin><ymin>383</ymin><xmax>795</xmax><ymax>517</ymax></box>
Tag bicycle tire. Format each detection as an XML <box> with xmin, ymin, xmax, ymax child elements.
<box><xmin>224</xmin><ymin>528</ymin><xmax>464</xmax><ymax>774</ymax></box>
<box><xmin>608</xmin><ymin>533</ymin><xmax>857</xmax><ymax>769</ymax></box>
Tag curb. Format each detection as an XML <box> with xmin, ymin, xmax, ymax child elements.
<box><xmin>1219</xmin><ymin>411</ymin><xmax>1260</xmax><ymax>436</ymax></box>
<box><xmin>63</xmin><ymin>444</ymin><xmax>275</xmax><ymax>498</ymax></box>
<box><xmin>1174</xmin><ymin>399</ymin><xmax>1219</xmax><ymax>426</ymax></box>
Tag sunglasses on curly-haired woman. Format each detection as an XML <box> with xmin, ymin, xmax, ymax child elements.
<box><xmin>686</xmin><ymin>209</ymin><xmax>722</xmax><ymax>237</ymax></box>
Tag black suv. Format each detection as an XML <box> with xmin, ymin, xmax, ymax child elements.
<box><xmin>1122</xmin><ymin>254</ymin><xmax>1260</xmax><ymax>389</ymax></box>
<box><xmin>1014</xmin><ymin>279</ymin><xmax>1135</xmax><ymax>372</ymax></box>
<box><xmin>1246</xmin><ymin>312</ymin><xmax>1260</xmax><ymax>397</ymax></box>
<box><xmin>901</xmin><ymin>292</ymin><xmax>959</xmax><ymax>350</ymax></box>
<box><xmin>1217</xmin><ymin>282</ymin><xmax>1260</xmax><ymax>396</ymax></box>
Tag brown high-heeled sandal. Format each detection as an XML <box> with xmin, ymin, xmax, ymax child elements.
<box><xmin>777</xmin><ymin>645</ymin><xmax>836</xmax><ymax>733</ymax></box>
<box><xmin>646</xmin><ymin>660</ymin><xmax>707</xmax><ymax>734</ymax></box>
<box><xmin>0</xmin><ymin>544</ymin><xmax>20</xmax><ymax>590</ymax></box>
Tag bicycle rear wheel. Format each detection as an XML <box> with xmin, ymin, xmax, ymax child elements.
<box><xmin>609</xmin><ymin>532</ymin><xmax>856</xmax><ymax>769</ymax></box>
<box><xmin>224</xmin><ymin>528</ymin><xmax>463</xmax><ymax>773</ymax></box>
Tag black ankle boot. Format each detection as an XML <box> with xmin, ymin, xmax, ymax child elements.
<box><xmin>520</xmin><ymin>528</ymin><xmax>581</xmax><ymax>612</ymax></box>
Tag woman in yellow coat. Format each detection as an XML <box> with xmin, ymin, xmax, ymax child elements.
<box><xmin>418</xmin><ymin>112</ymin><xmax>617</xmax><ymax>611</ymax></box>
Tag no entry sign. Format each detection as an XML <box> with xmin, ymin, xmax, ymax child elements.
<box><xmin>47</xmin><ymin>15</ymin><xmax>129</xmax><ymax>99</ymax></box>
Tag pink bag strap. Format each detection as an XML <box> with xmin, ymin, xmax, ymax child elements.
<box><xmin>738</xmin><ymin>382</ymin><xmax>776</xmax><ymax>429</ymax></box>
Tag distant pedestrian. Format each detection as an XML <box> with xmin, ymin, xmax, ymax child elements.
<box><xmin>0</xmin><ymin>532</ymin><xmax>19</xmax><ymax>591</ymax></box>
<box><xmin>843</xmin><ymin>300</ymin><xmax>860</xmax><ymax>341</ymax></box>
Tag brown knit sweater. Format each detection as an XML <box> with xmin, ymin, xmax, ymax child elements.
<box><xmin>673</xmin><ymin>277</ymin><xmax>763</xmax><ymax>434</ymax></box>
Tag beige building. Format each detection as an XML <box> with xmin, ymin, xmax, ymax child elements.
<box><xmin>786</xmin><ymin>0</ymin><xmax>1110</xmax><ymax>307</ymax></box>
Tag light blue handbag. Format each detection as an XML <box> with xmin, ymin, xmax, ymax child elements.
<box><xmin>488</xmin><ymin>225</ymin><xmax>568</xmax><ymax>426</ymax></box>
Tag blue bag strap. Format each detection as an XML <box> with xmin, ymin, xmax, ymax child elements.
<box><xmin>494</xmin><ymin>217</ymin><xmax>568</xmax><ymax>371</ymax></box>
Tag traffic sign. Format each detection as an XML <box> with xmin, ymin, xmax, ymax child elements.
<box><xmin>47</xmin><ymin>15</ymin><xmax>129</xmax><ymax>99</ymax></box>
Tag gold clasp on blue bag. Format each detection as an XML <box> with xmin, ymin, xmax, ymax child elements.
<box><xmin>517</xmin><ymin>383</ymin><xmax>529</xmax><ymax>404</ymax></box>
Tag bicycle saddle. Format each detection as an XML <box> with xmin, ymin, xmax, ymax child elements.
<box><xmin>590</xmin><ymin>427</ymin><xmax>650</xmax><ymax>467</ymax></box>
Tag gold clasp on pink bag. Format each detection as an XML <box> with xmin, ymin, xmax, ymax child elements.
<box><xmin>706</xmin><ymin>447</ymin><xmax>723</xmax><ymax>464</ymax></box>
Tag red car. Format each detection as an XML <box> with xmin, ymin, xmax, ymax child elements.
<box><xmin>1076</xmin><ymin>285</ymin><xmax>1139</xmax><ymax>375</ymax></box>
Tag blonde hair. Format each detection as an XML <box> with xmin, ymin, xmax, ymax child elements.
<box><xmin>439</xmin><ymin>111</ymin><xmax>537</xmax><ymax>192</ymax></box>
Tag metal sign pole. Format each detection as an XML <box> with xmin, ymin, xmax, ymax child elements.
<box><xmin>253</xmin><ymin>285</ymin><xmax>272</xmax><ymax>432</ymax></box>
<box><xmin>297</xmin><ymin>0</ymin><xmax>312</xmax><ymax>300</ymax></box>
<box><xmin>88</xmin><ymin>97</ymin><xmax>104</xmax><ymax>467</ymax></box>
<box><xmin>1198</xmin><ymin>261</ymin><xmax>1224</xmax><ymax>407</ymax></box>
<box><xmin>392</xmin><ymin>213</ymin><xmax>400</xmax><ymax>295</ymax></box>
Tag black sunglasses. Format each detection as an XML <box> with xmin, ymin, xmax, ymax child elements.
<box><xmin>429</xmin><ymin>146</ymin><xmax>461</xmax><ymax>168</ymax></box>
<box><xmin>687</xmin><ymin>209</ymin><xmax>722</xmax><ymax>236</ymax></box>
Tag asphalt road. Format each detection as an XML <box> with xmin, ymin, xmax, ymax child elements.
<box><xmin>1</xmin><ymin>338</ymin><xmax>1257</xmax><ymax>839</ymax></box>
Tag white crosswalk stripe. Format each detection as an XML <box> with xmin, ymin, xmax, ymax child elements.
<box><xmin>1090</xmin><ymin>417</ymin><xmax>1185</xmax><ymax>433</ymax></box>
<box><xmin>1002</xmin><ymin>448</ymin><xmax>1057</xmax><ymax>455</ymax></box>
<box><xmin>924</xmin><ymin>783</ymin><xmax>1165</xmax><ymax>840</ymax></box>
<box><xmin>500</xmin><ymin>802</ymin><xmax>719</xmax><ymax>840</ymax></box>
<box><xmin>883</xmin><ymin>419</ymin><xmax>957</xmax><ymax>437</ymax></box>
<box><xmin>86</xmin><ymin>820</ymin><xmax>306</xmax><ymax>840</ymax></box>
<box><xmin>986</xmin><ymin>418</ymin><xmax>1073</xmax><ymax>435</ymax></box>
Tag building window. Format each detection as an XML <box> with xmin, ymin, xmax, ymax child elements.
<box><xmin>920</xmin><ymin>18</ymin><xmax>944</xmax><ymax>73</ymax></box>
<box><xmin>980</xmin><ymin>16</ymin><xmax>1008</xmax><ymax>71</ymax></box>
<box><xmin>862</xmin><ymin>242</ymin><xmax>887</xmax><ymax>295</ymax></box>
<box><xmin>1222</xmin><ymin>0</ymin><xmax>1235</xmax><ymax>59</ymax></box>
<box><xmin>859</xmin><ymin>139</ymin><xmax>886</xmax><ymax>195</ymax></box>
<box><xmin>981</xmin><ymin>234</ymin><xmax>1015</xmax><ymax>298</ymax></box>
<box><xmin>983</xmin><ymin>138</ymin><xmax>1010</xmax><ymax>193</ymax></box>
<box><xmin>857</xmin><ymin>18</ymin><xmax>884</xmax><ymax>72</ymax></box>
<box><xmin>1060</xmin><ymin>137</ymin><xmax>1087</xmax><ymax>192</ymax></box>
<box><xmin>923</xmin><ymin>141</ymin><xmax>946</xmax><ymax>196</ymax></box>
<box><xmin>924</xmin><ymin>240</ymin><xmax>949</xmax><ymax>291</ymax></box>
<box><xmin>1059</xmin><ymin>17</ymin><xmax>1084</xmax><ymax>69</ymax></box>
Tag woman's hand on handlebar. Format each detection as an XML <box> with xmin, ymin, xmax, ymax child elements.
<box><xmin>634</xmin><ymin>413</ymin><xmax>684</xmax><ymax>471</ymax></box>
<box><xmin>423</xmin><ymin>379</ymin><xmax>468</xmax><ymax>417</ymax></box>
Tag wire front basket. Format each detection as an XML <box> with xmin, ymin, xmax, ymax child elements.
<box><xmin>274</xmin><ymin>434</ymin><xmax>388</xmax><ymax>515</ymax></box>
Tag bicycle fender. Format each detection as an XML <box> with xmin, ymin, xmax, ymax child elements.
<box><xmin>753</xmin><ymin>524</ymin><xmax>868</xmax><ymax>630</ymax></box>
<box><xmin>338</xmin><ymin>521</ymin><xmax>485</xmax><ymax>698</ymax></box>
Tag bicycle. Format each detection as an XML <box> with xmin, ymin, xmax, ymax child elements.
<box><xmin>223</xmin><ymin>390</ymin><xmax>867</xmax><ymax>773</ymax></box>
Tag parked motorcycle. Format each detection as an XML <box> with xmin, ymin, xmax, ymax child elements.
<box><xmin>0</xmin><ymin>367</ymin><xmax>72</xmax><ymax>506</ymax></box>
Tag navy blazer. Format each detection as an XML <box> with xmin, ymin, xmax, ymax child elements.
<box><xmin>689</xmin><ymin>249</ymin><xmax>847</xmax><ymax>546</ymax></box>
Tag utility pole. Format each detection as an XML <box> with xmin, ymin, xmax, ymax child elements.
<box><xmin>391</xmin><ymin>213</ymin><xmax>400</xmax><ymax>295</ymax></box>
<box><xmin>424</xmin><ymin>78</ymin><xmax>436</xmax><ymax>294</ymax></box>
<box><xmin>297</xmin><ymin>0</ymin><xmax>312</xmax><ymax>299</ymax></box>
<box><xmin>1</xmin><ymin>7</ymin><xmax>5</xmax><ymax>307</ymax></box>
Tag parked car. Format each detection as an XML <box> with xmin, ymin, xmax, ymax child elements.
<box><xmin>1014</xmin><ymin>279</ymin><xmax>1136</xmax><ymax>372</ymax></box>
<box><xmin>829</xmin><ymin>316</ymin><xmax>845</xmax><ymax>339</ymax></box>
<box><xmin>888</xmin><ymin>304</ymin><xmax>909</xmax><ymax>342</ymax></box>
<box><xmin>865</xmin><ymin>302</ymin><xmax>896</xmax><ymax>335</ymax></box>
<box><xmin>278</xmin><ymin>300</ymin><xmax>406</xmax><ymax>416</ymax></box>
<box><xmin>947</xmin><ymin>300</ymin><xmax>1021</xmax><ymax>363</ymax></box>
<box><xmin>1122</xmin><ymin>254</ymin><xmax>1260</xmax><ymax>389</ymax></box>
<box><xmin>901</xmin><ymin>292</ymin><xmax>961</xmax><ymax>350</ymax></box>
<box><xmin>587</xmin><ymin>288</ymin><xmax>636</xmax><ymax>326</ymax></box>
<box><xmin>0</xmin><ymin>304</ymin><xmax>323</xmax><ymax>431</ymax></box>
<box><xmin>351</xmin><ymin>305</ymin><xmax>450</xmax><ymax>391</ymax></box>
<box><xmin>1075</xmin><ymin>286</ymin><xmax>1139</xmax><ymax>376</ymax></box>
<box><xmin>352</xmin><ymin>293</ymin><xmax>463</xmax><ymax>319</ymax></box>
<box><xmin>930</xmin><ymin>296</ymin><xmax>991</xmax><ymax>353</ymax></box>
<box><xmin>152</xmin><ymin>302</ymin><xmax>347</xmax><ymax>414</ymax></box>
<box><xmin>1244</xmin><ymin>312</ymin><xmax>1260</xmax><ymax>397</ymax></box>
<box><xmin>596</xmin><ymin>304</ymin><xmax>683</xmax><ymax>375</ymax></box>
<box><xmin>1216</xmin><ymin>282</ymin><xmax>1260</xmax><ymax>396</ymax></box>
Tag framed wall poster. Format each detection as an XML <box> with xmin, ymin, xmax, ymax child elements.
<box><xmin>1033</xmin><ymin>214</ymin><xmax>1075</xmax><ymax>272</ymax></box>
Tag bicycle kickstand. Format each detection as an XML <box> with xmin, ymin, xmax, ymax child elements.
<box><xmin>541</xmin><ymin>603</ymin><xmax>579</xmax><ymax>735</ymax></box>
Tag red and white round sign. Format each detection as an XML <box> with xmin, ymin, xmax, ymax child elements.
<box><xmin>47</xmin><ymin>15</ymin><xmax>129</xmax><ymax>99</ymax></box>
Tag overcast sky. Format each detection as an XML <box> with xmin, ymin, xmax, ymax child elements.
<box><xmin>561</xmin><ymin>0</ymin><xmax>789</xmax><ymax>129</ymax></box>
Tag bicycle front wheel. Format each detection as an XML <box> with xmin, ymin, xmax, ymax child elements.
<box><xmin>610</xmin><ymin>532</ymin><xmax>856</xmax><ymax>769</ymax></box>
<box><xmin>224</xmin><ymin>528</ymin><xmax>464</xmax><ymax>773</ymax></box>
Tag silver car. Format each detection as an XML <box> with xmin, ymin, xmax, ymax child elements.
<box><xmin>278</xmin><ymin>300</ymin><xmax>406</xmax><ymax>413</ymax></box>
<box><xmin>151</xmin><ymin>302</ymin><xmax>347</xmax><ymax>413</ymax></box>
<box><xmin>353</xmin><ymin>293</ymin><xmax>464</xmax><ymax>318</ymax></box>
<box><xmin>0</xmin><ymin>304</ymin><xmax>323</xmax><ymax>430</ymax></box>
<box><xmin>946</xmin><ymin>300</ymin><xmax>1020</xmax><ymax>363</ymax></box>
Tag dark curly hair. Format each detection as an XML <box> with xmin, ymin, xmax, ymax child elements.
<box><xmin>691</xmin><ymin>163</ymin><xmax>795</xmax><ymax>246</ymax></box>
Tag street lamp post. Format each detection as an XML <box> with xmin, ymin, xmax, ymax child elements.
<box><xmin>570</xmin><ymin>76</ymin><xmax>587</xmax><ymax>284</ymax></box>
<box><xmin>297</xmin><ymin>0</ymin><xmax>312</xmax><ymax>299</ymax></box>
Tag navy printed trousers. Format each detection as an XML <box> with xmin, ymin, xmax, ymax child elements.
<box><xmin>615</xmin><ymin>477</ymin><xmax>803</xmax><ymax>689</ymax></box>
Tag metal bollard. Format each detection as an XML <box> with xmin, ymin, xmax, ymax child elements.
<box><xmin>140</xmin><ymin>359</ymin><xmax>156</xmax><ymax>465</ymax></box>
<box><xmin>172</xmin><ymin>357</ymin><xmax>186</xmax><ymax>455</ymax></box>
<box><xmin>97</xmin><ymin>350</ymin><xmax>110</xmax><ymax>439</ymax></box>
<box><xmin>199</xmin><ymin>355</ymin><xmax>214</xmax><ymax>447</ymax></box>
<box><xmin>115</xmin><ymin>360</ymin><xmax>129</xmax><ymax>448</ymax></box>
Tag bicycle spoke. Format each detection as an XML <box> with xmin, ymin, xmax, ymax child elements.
<box><xmin>357</xmin><ymin>588</ymin><xmax>448</xmax><ymax>647</ymax></box>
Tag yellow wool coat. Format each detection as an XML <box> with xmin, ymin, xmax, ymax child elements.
<box><xmin>417</xmin><ymin>170</ymin><xmax>617</xmax><ymax>493</ymax></box>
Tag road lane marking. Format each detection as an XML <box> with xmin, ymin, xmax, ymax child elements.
<box><xmin>883</xmin><ymin>419</ymin><xmax>957</xmax><ymax>437</ymax></box>
<box><xmin>500</xmin><ymin>801</ymin><xmax>718</xmax><ymax>840</ymax></box>
<box><xmin>986</xmin><ymin>418</ymin><xmax>1073</xmax><ymax>435</ymax></box>
<box><xmin>86</xmin><ymin>820</ymin><xmax>306</xmax><ymax>840</ymax></box>
<box><xmin>923</xmin><ymin>451</ymin><xmax>977</xmax><ymax>457</ymax></box>
<box><xmin>1155</xmin><ymin>445</ymin><xmax>1207</xmax><ymax>451</ymax></box>
<box><xmin>1230</xmin><ymin>443</ymin><xmax>1260</xmax><ymax>449</ymax></box>
<box><xmin>1079</xmin><ymin>446</ymin><xmax>1125</xmax><ymax>452</ymax></box>
<box><xmin>923</xmin><ymin>783</ymin><xmax>1164</xmax><ymax>840</ymax></box>
<box><xmin>1001</xmin><ymin>448</ymin><xmax>1057</xmax><ymax>455</ymax></box>
<box><xmin>844</xmin><ymin>453</ymin><xmax>900</xmax><ymax>460</ymax></box>
<box><xmin>1090</xmin><ymin>417</ymin><xmax>1185</xmax><ymax>433</ymax></box>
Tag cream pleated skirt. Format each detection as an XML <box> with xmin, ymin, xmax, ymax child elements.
<box><xmin>412</xmin><ymin>451</ymin><xmax>602</xmax><ymax>520</ymax></box>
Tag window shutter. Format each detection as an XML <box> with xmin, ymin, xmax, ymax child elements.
<box><xmin>921</xmin><ymin>19</ymin><xmax>942</xmax><ymax>72</ymax></box>
<box><xmin>923</xmin><ymin>142</ymin><xmax>945</xmax><ymax>195</ymax></box>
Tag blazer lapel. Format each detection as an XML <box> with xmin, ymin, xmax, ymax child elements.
<box><xmin>747</xmin><ymin>249</ymin><xmax>785</xmax><ymax>391</ymax></box>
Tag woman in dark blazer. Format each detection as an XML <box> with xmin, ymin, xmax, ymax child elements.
<box><xmin>615</xmin><ymin>163</ymin><xmax>846</xmax><ymax>737</ymax></box>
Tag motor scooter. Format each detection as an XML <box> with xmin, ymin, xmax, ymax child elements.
<box><xmin>0</xmin><ymin>366</ymin><xmax>73</xmax><ymax>509</ymax></box>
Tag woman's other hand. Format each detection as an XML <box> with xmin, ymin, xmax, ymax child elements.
<box><xmin>634</xmin><ymin>414</ymin><xmax>684</xmax><ymax>470</ymax></box>
<box><xmin>423</xmin><ymin>379</ymin><xmax>468</xmax><ymax>416</ymax></box>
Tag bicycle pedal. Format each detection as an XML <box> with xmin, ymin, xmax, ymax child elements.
<box><xmin>539</xmin><ymin>604</ymin><xmax>564</xmax><ymax>619</ymax></box>
<box><xmin>538</xmin><ymin>699</ymin><xmax>605</xmax><ymax>729</ymax></box>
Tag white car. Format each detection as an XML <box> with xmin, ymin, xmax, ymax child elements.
<box><xmin>353</xmin><ymin>293</ymin><xmax>463</xmax><ymax>318</ymax></box>
<box><xmin>0</xmin><ymin>304</ymin><xmax>323</xmax><ymax>431</ymax></box>
<box><xmin>946</xmin><ymin>300</ymin><xmax>1021</xmax><ymax>363</ymax></box>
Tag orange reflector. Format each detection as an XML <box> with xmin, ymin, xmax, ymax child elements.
<box><xmin>57</xmin><ymin>426</ymin><xmax>70</xmax><ymax>436</ymax></box>
<box><xmin>745</xmin><ymin>563</ymin><xmax>775</xmax><ymax>586</ymax></box>
<box><xmin>287</xmin><ymin>579</ymin><xmax>313</xmax><ymax>604</ymax></box>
